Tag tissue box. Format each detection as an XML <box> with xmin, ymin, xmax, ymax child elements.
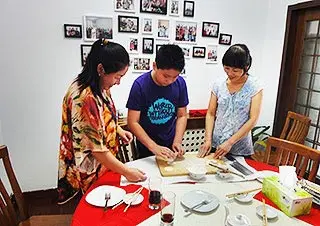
<box><xmin>262</xmin><ymin>176</ymin><xmax>313</xmax><ymax>217</ymax></box>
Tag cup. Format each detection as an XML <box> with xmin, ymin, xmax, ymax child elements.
<box><xmin>148</xmin><ymin>177</ymin><xmax>162</xmax><ymax>210</ymax></box>
<box><xmin>160</xmin><ymin>191</ymin><xmax>176</xmax><ymax>226</ymax></box>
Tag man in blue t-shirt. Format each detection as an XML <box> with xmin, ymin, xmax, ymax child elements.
<box><xmin>126</xmin><ymin>44</ymin><xmax>189</xmax><ymax>160</ymax></box>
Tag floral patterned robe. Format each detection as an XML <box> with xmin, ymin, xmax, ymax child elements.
<box><xmin>57</xmin><ymin>82</ymin><xmax>118</xmax><ymax>204</ymax></box>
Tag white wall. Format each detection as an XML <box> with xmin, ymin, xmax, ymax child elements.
<box><xmin>0</xmin><ymin>0</ymin><xmax>307</xmax><ymax>191</ymax></box>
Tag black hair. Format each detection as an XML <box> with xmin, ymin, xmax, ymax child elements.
<box><xmin>155</xmin><ymin>44</ymin><xmax>185</xmax><ymax>72</ymax></box>
<box><xmin>75</xmin><ymin>39</ymin><xmax>129</xmax><ymax>100</ymax></box>
<box><xmin>222</xmin><ymin>44</ymin><xmax>252</xmax><ymax>73</ymax></box>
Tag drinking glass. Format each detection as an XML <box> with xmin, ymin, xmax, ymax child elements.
<box><xmin>160</xmin><ymin>191</ymin><xmax>176</xmax><ymax>226</ymax></box>
<box><xmin>148</xmin><ymin>177</ymin><xmax>162</xmax><ymax>210</ymax></box>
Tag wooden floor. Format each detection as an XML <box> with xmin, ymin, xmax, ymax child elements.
<box><xmin>24</xmin><ymin>189</ymin><xmax>82</xmax><ymax>216</ymax></box>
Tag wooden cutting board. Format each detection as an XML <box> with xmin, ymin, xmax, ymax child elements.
<box><xmin>156</xmin><ymin>152</ymin><xmax>224</xmax><ymax>177</ymax></box>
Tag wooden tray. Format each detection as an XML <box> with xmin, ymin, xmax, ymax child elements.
<box><xmin>156</xmin><ymin>152</ymin><xmax>224</xmax><ymax>177</ymax></box>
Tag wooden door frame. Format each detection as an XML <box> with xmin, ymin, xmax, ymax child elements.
<box><xmin>273</xmin><ymin>1</ymin><xmax>320</xmax><ymax>137</ymax></box>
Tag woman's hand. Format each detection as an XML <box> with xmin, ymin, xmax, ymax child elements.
<box><xmin>198</xmin><ymin>140</ymin><xmax>212</xmax><ymax>158</ymax></box>
<box><xmin>118</xmin><ymin>129</ymin><xmax>133</xmax><ymax>144</ymax></box>
<box><xmin>152</xmin><ymin>145</ymin><xmax>177</xmax><ymax>160</ymax></box>
<box><xmin>172</xmin><ymin>142</ymin><xmax>185</xmax><ymax>158</ymax></box>
<box><xmin>213</xmin><ymin>140</ymin><xmax>233</xmax><ymax>159</ymax></box>
<box><xmin>124</xmin><ymin>168</ymin><xmax>146</xmax><ymax>182</ymax></box>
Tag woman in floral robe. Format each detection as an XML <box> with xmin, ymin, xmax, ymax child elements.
<box><xmin>58</xmin><ymin>39</ymin><xmax>146</xmax><ymax>204</ymax></box>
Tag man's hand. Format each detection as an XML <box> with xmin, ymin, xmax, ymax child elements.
<box><xmin>152</xmin><ymin>145</ymin><xmax>177</xmax><ymax>160</ymax></box>
<box><xmin>172</xmin><ymin>142</ymin><xmax>185</xmax><ymax>157</ymax></box>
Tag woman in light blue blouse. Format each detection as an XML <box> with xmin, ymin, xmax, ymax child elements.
<box><xmin>198</xmin><ymin>44</ymin><xmax>263</xmax><ymax>159</ymax></box>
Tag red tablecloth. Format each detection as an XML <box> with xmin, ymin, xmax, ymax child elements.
<box><xmin>246</xmin><ymin>158</ymin><xmax>320</xmax><ymax>226</ymax></box>
<box><xmin>71</xmin><ymin>172</ymin><xmax>161</xmax><ymax>226</ymax></box>
<box><xmin>72</xmin><ymin>160</ymin><xmax>320</xmax><ymax>226</ymax></box>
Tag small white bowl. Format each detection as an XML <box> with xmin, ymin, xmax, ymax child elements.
<box><xmin>187</xmin><ymin>166</ymin><xmax>207</xmax><ymax>180</ymax></box>
<box><xmin>123</xmin><ymin>193</ymin><xmax>144</xmax><ymax>205</ymax></box>
<box><xmin>226</xmin><ymin>214</ymin><xmax>251</xmax><ymax>226</ymax></box>
<box><xmin>234</xmin><ymin>194</ymin><xmax>254</xmax><ymax>203</ymax></box>
<box><xmin>217</xmin><ymin>170</ymin><xmax>232</xmax><ymax>179</ymax></box>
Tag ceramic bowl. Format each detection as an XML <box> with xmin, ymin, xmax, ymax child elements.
<box><xmin>226</xmin><ymin>214</ymin><xmax>251</xmax><ymax>226</ymax></box>
<box><xmin>187</xmin><ymin>166</ymin><xmax>207</xmax><ymax>180</ymax></box>
<box><xmin>217</xmin><ymin>170</ymin><xmax>232</xmax><ymax>179</ymax></box>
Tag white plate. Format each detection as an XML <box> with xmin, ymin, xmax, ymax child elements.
<box><xmin>180</xmin><ymin>190</ymin><xmax>219</xmax><ymax>213</ymax></box>
<box><xmin>123</xmin><ymin>193</ymin><xmax>144</xmax><ymax>205</ymax></box>
<box><xmin>85</xmin><ymin>185</ymin><xmax>126</xmax><ymax>207</ymax></box>
<box><xmin>256</xmin><ymin>170</ymin><xmax>279</xmax><ymax>183</ymax></box>
<box><xmin>234</xmin><ymin>193</ymin><xmax>254</xmax><ymax>203</ymax></box>
<box><xmin>256</xmin><ymin>205</ymin><xmax>278</xmax><ymax>219</ymax></box>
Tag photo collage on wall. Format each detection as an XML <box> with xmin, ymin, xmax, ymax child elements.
<box><xmin>63</xmin><ymin>0</ymin><xmax>233</xmax><ymax>73</ymax></box>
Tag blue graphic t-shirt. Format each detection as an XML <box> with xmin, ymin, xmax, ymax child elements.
<box><xmin>126</xmin><ymin>71</ymin><xmax>189</xmax><ymax>151</ymax></box>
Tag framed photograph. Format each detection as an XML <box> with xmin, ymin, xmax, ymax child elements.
<box><xmin>180</xmin><ymin>45</ymin><xmax>191</xmax><ymax>59</ymax></box>
<box><xmin>114</xmin><ymin>0</ymin><xmax>136</xmax><ymax>13</ymax></box>
<box><xmin>118</xmin><ymin>15</ymin><xmax>139</xmax><ymax>33</ymax></box>
<box><xmin>142</xmin><ymin>38</ymin><xmax>154</xmax><ymax>54</ymax></box>
<box><xmin>206</xmin><ymin>44</ymin><xmax>218</xmax><ymax>64</ymax></box>
<box><xmin>219</xmin><ymin>33</ymin><xmax>232</xmax><ymax>45</ymax></box>
<box><xmin>83</xmin><ymin>16</ymin><xmax>113</xmax><ymax>41</ymax></box>
<box><xmin>175</xmin><ymin>21</ymin><xmax>197</xmax><ymax>44</ymax></box>
<box><xmin>183</xmin><ymin>1</ymin><xmax>194</xmax><ymax>17</ymax></box>
<box><xmin>129</xmin><ymin>37</ymin><xmax>139</xmax><ymax>54</ymax></box>
<box><xmin>169</xmin><ymin>0</ymin><xmax>180</xmax><ymax>16</ymax></box>
<box><xmin>156</xmin><ymin>44</ymin><xmax>164</xmax><ymax>52</ymax></box>
<box><xmin>64</xmin><ymin>24</ymin><xmax>82</xmax><ymax>38</ymax></box>
<box><xmin>192</xmin><ymin>46</ymin><xmax>206</xmax><ymax>58</ymax></box>
<box><xmin>132</xmin><ymin>57</ymin><xmax>151</xmax><ymax>73</ymax></box>
<box><xmin>140</xmin><ymin>0</ymin><xmax>168</xmax><ymax>15</ymax></box>
<box><xmin>202</xmin><ymin>22</ymin><xmax>219</xmax><ymax>38</ymax></box>
<box><xmin>157</xmin><ymin>19</ymin><xmax>170</xmax><ymax>40</ymax></box>
<box><xmin>142</xmin><ymin>18</ymin><xmax>153</xmax><ymax>34</ymax></box>
<box><xmin>81</xmin><ymin>44</ymin><xmax>92</xmax><ymax>66</ymax></box>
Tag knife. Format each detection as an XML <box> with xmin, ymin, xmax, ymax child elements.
<box><xmin>225</xmin><ymin>154</ymin><xmax>254</xmax><ymax>176</ymax></box>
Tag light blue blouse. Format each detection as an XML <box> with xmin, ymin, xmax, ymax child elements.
<box><xmin>211</xmin><ymin>75</ymin><xmax>262</xmax><ymax>156</ymax></box>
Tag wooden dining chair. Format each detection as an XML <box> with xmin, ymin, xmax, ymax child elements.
<box><xmin>264</xmin><ymin>137</ymin><xmax>320</xmax><ymax>182</ymax></box>
<box><xmin>0</xmin><ymin>145</ymin><xmax>72</xmax><ymax>226</ymax></box>
<box><xmin>280</xmin><ymin>111</ymin><xmax>311</xmax><ymax>143</ymax></box>
<box><xmin>117</xmin><ymin>137</ymin><xmax>138</xmax><ymax>163</ymax></box>
<box><xmin>252</xmin><ymin>111</ymin><xmax>311</xmax><ymax>163</ymax></box>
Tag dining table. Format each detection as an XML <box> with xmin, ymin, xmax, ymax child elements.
<box><xmin>71</xmin><ymin>154</ymin><xmax>320</xmax><ymax>226</ymax></box>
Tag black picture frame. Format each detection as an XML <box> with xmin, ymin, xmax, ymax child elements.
<box><xmin>219</xmin><ymin>33</ymin><xmax>232</xmax><ymax>45</ymax></box>
<box><xmin>64</xmin><ymin>24</ymin><xmax>82</xmax><ymax>38</ymax></box>
<box><xmin>156</xmin><ymin>44</ymin><xmax>164</xmax><ymax>53</ymax></box>
<box><xmin>81</xmin><ymin>44</ymin><xmax>92</xmax><ymax>66</ymax></box>
<box><xmin>192</xmin><ymin>46</ymin><xmax>206</xmax><ymax>58</ymax></box>
<box><xmin>142</xmin><ymin>38</ymin><xmax>154</xmax><ymax>54</ymax></box>
<box><xmin>140</xmin><ymin>0</ymin><xmax>168</xmax><ymax>15</ymax></box>
<box><xmin>183</xmin><ymin>1</ymin><xmax>194</xmax><ymax>17</ymax></box>
<box><xmin>118</xmin><ymin>15</ymin><xmax>139</xmax><ymax>33</ymax></box>
<box><xmin>202</xmin><ymin>22</ymin><xmax>219</xmax><ymax>38</ymax></box>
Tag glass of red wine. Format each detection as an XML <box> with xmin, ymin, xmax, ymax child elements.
<box><xmin>148</xmin><ymin>177</ymin><xmax>162</xmax><ymax>210</ymax></box>
<box><xmin>160</xmin><ymin>191</ymin><xmax>176</xmax><ymax>226</ymax></box>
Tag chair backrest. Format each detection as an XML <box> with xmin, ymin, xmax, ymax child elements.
<box><xmin>280</xmin><ymin>111</ymin><xmax>311</xmax><ymax>143</ymax></box>
<box><xmin>264</xmin><ymin>137</ymin><xmax>320</xmax><ymax>182</ymax></box>
<box><xmin>0</xmin><ymin>145</ymin><xmax>29</xmax><ymax>226</ymax></box>
<box><xmin>117</xmin><ymin>138</ymin><xmax>138</xmax><ymax>163</ymax></box>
